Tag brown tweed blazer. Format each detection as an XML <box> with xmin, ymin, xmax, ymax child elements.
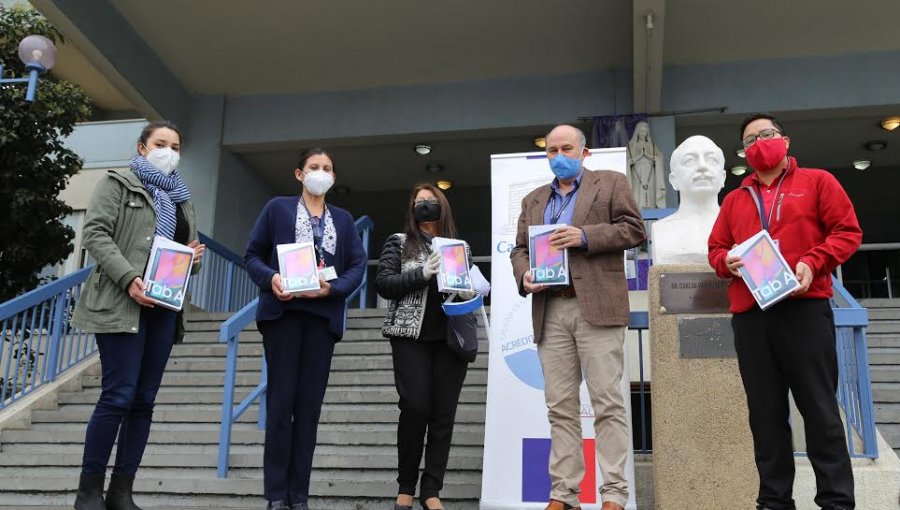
<box><xmin>510</xmin><ymin>169</ymin><xmax>646</xmax><ymax>342</ymax></box>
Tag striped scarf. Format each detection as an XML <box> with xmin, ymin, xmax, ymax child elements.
<box><xmin>130</xmin><ymin>156</ymin><xmax>191</xmax><ymax>240</ymax></box>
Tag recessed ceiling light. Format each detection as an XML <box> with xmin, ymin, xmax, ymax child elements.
<box><xmin>534</xmin><ymin>137</ymin><xmax>546</xmax><ymax>149</ymax></box>
<box><xmin>731</xmin><ymin>165</ymin><xmax>747</xmax><ymax>176</ymax></box>
<box><xmin>736</xmin><ymin>148</ymin><xmax>745</xmax><ymax>158</ymax></box>
<box><xmin>426</xmin><ymin>163</ymin><xmax>444</xmax><ymax>173</ymax></box>
<box><xmin>864</xmin><ymin>140</ymin><xmax>887</xmax><ymax>151</ymax></box>
<box><xmin>415</xmin><ymin>144</ymin><xmax>432</xmax><ymax>155</ymax></box>
<box><xmin>436</xmin><ymin>180</ymin><xmax>452</xmax><ymax>190</ymax></box>
<box><xmin>853</xmin><ymin>160</ymin><xmax>871</xmax><ymax>170</ymax></box>
<box><xmin>880</xmin><ymin>117</ymin><xmax>900</xmax><ymax>131</ymax></box>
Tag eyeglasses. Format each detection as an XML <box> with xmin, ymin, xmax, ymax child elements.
<box><xmin>414</xmin><ymin>198</ymin><xmax>438</xmax><ymax>206</ymax></box>
<box><xmin>742</xmin><ymin>128</ymin><xmax>782</xmax><ymax>148</ymax></box>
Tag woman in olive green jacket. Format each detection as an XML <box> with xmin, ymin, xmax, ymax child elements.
<box><xmin>70</xmin><ymin>121</ymin><xmax>204</xmax><ymax>510</ymax></box>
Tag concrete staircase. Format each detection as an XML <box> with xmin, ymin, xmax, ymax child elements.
<box><xmin>862</xmin><ymin>298</ymin><xmax>900</xmax><ymax>457</ymax></box>
<box><xmin>0</xmin><ymin>309</ymin><xmax>488</xmax><ymax>509</ymax></box>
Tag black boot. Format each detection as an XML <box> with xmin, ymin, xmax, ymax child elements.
<box><xmin>105</xmin><ymin>472</ymin><xmax>142</xmax><ymax>510</ymax></box>
<box><xmin>73</xmin><ymin>473</ymin><xmax>106</xmax><ymax>510</ymax></box>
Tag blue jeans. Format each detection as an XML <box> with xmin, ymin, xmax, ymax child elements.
<box><xmin>81</xmin><ymin>306</ymin><xmax>177</xmax><ymax>475</ymax></box>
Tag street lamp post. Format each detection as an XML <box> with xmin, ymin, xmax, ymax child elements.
<box><xmin>0</xmin><ymin>35</ymin><xmax>57</xmax><ymax>102</ymax></box>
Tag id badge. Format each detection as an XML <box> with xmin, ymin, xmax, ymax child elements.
<box><xmin>319</xmin><ymin>266</ymin><xmax>338</xmax><ymax>281</ymax></box>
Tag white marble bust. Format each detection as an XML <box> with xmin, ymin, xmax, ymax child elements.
<box><xmin>651</xmin><ymin>135</ymin><xmax>726</xmax><ymax>265</ymax></box>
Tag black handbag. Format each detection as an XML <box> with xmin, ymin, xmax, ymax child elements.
<box><xmin>446</xmin><ymin>311</ymin><xmax>479</xmax><ymax>363</ymax></box>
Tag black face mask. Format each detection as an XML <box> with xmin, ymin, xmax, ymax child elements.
<box><xmin>413</xmin><ymin>201</ymin><xmax>441</xmax><ymax>223</ymax></box>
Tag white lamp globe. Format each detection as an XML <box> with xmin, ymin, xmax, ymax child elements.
<box><xmin>18</xmin><ymin>35</ymin><xmax>57</xmax><ymax>70</ymax></box>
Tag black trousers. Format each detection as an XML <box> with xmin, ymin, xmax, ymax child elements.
<box><xmin>732</xmin><ymin>298</ymin><xmax>854</xmax><ymax>510</ymax></box>
<box><xmin>259</xmin><ymin>311</ymin><xmax>336</xmax><ymax>505</ymax></box>
<box><xmin>390</xmin><ymin>338</ymin><xmax>468</xmax><ymax>500</ymax></box>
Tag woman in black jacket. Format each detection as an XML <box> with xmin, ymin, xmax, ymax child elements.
<box><xmin>376</xmin><ymin>183</ymin><xmax>474</xmax><ymax>510</ymax></box>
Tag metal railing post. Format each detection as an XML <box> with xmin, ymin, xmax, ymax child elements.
<box><xmin>854</xmin><ymin>327</ymin><xmax>879</xmax><ymax>457</ymax></box>
<box><xmin>224</xmin><ymin>264</ymin><xmax>235</xmax><ymax>312</ymax></box>
<box><xmin>257</xmin><ymin>356</ymin><xmax>267</xmax><ymax>431</ymax></box>
<box><xmin>359</xmin><ymin>229</ymin><xmax>370</xmax><ymax>309</ymax></box>
<box><xmin>217</xmin><ymin>334</ymin><xmax>239</xmax><ymax>478</ymax></box>
<box><xmin>1</xmin><ymin>316</ymin><xmax>19</xmax><ymax>402</ymax></box>
<box><xmin>887</xmin><ymin>266</ymin><xmax>893</xmax><ymax>299</ymax></box>
<box><xmin>45</xmin><ymin>294</ymin><xmax>68</xmax><ymax>382</ymax></box>
<box><xmin>637</xmin><ymin>328</ymin><xmax>648</xmax><ymax>453</ymax></box>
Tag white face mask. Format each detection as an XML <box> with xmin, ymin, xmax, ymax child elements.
<box><xmin>145</xmin><ymin>147</ymin><xmax>180</xmax><ymax>176</ymax></box>
<box><xmin>303</xmin><ymin>169</ymin><xmax>334</xmax><ymax>196</ymax></box>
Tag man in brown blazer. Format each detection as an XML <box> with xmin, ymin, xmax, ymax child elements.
<box><xmin>511</xmin><ymin>124</ymin><xmax>645</xmax><ymax>510</ymax></box>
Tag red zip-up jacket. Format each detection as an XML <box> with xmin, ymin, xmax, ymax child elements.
<box><xmin>708</xmin><ymin>157</ymin><xmax>862</xmax><ymax>313</ymax></box>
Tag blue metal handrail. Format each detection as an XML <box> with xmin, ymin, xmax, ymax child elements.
<box><xmin>190</xmin><ymin>232</ymin><xmax>257</xmax><ymax>313</ymax></box>
<box><xmin>0</xmin><ymin>228</ymin><xmax>257</xmax><ymax>411</ymax></box>
<box><xmin>830</xmin><ymin>278</ymin><xmax>878</xmax><ymax>459</ymax></box>
<box><xmin>346</xmin><ymin>215</ymin><xmax>374</xmax><ymax>310</ymax></box>
<box><xmin>0</xmin><ymin>266</ymin><xmax>95</xmax><ymax>409</ymax></box>
<box><xmin>217</xmin><ymin>216</ymin><xmax>374</xmax><ymax>477</ymax></box>
<box><xmin>216</xmin><ymin>296</ymin><xmax>263</xmax><ymax>479</ymax></box>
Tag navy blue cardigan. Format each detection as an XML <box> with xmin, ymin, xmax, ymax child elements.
<box><xmin>244</xmin><ymin>196</ymin><xmax>367</xmax><ymax>340</ymax></box>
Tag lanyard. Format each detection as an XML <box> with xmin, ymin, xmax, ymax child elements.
<box><xmin>549</xmin><ymin>186</ymin><xmax>577</xmax><ymax>224</ymax></box>
<box><xmin>747</xmin><ymin>171</ymin><xmax>787</xmax><ymax>231</ymax></box>
<box><xmin>300</xmin><ymin>197</ymin><xmax>327</xmax><ymax>267</ymax></box>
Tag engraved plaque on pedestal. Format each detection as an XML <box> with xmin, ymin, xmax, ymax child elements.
<box><xmin>678</xmin><ymin>317</ymin><xmax>736</xmax><ymax>358</ymax></box>
<box><xmin>659</xmin><ymin>272</ymin><xmax>730</xmax><ymax>314</ymax></box>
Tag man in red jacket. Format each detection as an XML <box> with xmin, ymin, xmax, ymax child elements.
<box><xmin>708</xmin><ymin>113</ymin><xmax>862</xmax><ymax>510</ymax></box>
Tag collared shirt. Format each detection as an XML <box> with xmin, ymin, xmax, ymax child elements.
<box><xmin>543</xmin><ymin>170</ymin><xmax>588</xmax><ymax>249</ymax></box>
<box><xmin>748</xmin><ymin>168</ymin><xmax>787</xmax><ymax>229</ymax></box>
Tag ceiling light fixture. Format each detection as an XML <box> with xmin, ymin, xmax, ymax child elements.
<box><xmin>864</xmin><ymin>140</ymin><xmax>887</xmax><ymax>151</ymax></box>
<box><xmin>880</xmin><ymin>117</ymin><xmax>900</xmax><ymax>131</ymax></box>
<box><xmin>736</xmin><ymin>148</ymin><xmax>745</xmax><ymax>158</ymax></box>
<box><xmin>436</xmin><ymin>180</ymin><xmax>453</xmax><ymax>190</ymax></box>
<box><xmin>533</xmin><ymin>137</ymin><xmax>546</xmax><ymax>149</ymax></box>
<box><xmin>853</xmin><ymin>160</ymin><xmax>871</xmax><ymax>170</ymax></box>
<box><xmin>414</xmin><ymin>144</ymin><xmax>432</xmax><ymax>155</ymax></box>
<box><xmin>731</xmin><ymin>165</ymin><xmax>747</xmax><ymax>176</ymax></box>
<box><xmin>426</xmin><ymin>163</ymin><xmax>444</xmax><ymax>174</ymax></box>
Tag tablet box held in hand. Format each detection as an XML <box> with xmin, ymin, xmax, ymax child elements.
<box><xmin>728</xmin><ymin>230</ymin><xmax>799</xmax><ymax>310</ymax></box>
<box><xmin>143</xmin><ymin>236</ymin><xmax>195</xmax><ymax>311</ymax></box>
<box><xmin>277</xmin><ymin>242</ymin><xmax>321</xmax><ymax>295</ymax></box>
<box><xmin>529</xmin><ymin>224</ymin><xmax>570</xmax><ymax>286</ymax></box>
<box><xmin>431</xmin><ymin>237</ymin><xmax>474</xmax><ymax>293</ymax></box>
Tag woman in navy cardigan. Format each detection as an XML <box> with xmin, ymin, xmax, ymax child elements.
<box><xmin>244</xmin><ymin>148</ymin><xmax>366</xmax><ymax>510</ymax></box>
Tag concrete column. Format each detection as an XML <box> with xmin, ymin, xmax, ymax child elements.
<box><xmin>180</xmin><ymin>96</ymin><xmax>226</xmax><ymax>236</ymax></box>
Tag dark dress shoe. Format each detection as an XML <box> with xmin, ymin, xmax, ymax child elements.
<box><xmin>290</xmin><ymin>503</ymin><xmax>308</xmax><ymax>510</ymax></box>
<box><xmin>394</xmin><ymin>504</ymin><xmax>413</xmax><ymax>510</ymax></box>
<box><xmin>266</xmin><ymin>501</ymin><xmax>288</xmax><ymax>510</ymax></box>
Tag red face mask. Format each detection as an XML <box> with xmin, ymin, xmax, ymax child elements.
<box><xmin>745</xmin><ymin>137</ymin><xmax>787</xmax><ymax>172</ymax></box>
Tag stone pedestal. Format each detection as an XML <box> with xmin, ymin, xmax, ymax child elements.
<box><xmin>649</xmin><ymin>264</ymin><xmax>756</xmax><ymax>509</ymax></box>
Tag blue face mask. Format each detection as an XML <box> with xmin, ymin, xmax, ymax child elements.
<box><xmin>548</xmin><ymin>154</ymin><xmax>582</xmax><ymax>180</ymax></box>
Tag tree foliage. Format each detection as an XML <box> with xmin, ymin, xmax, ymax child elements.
<box><xmin>0</xmin><ymin>4</ymin><xmax>92</xmax><ymax>301</ymax></box>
